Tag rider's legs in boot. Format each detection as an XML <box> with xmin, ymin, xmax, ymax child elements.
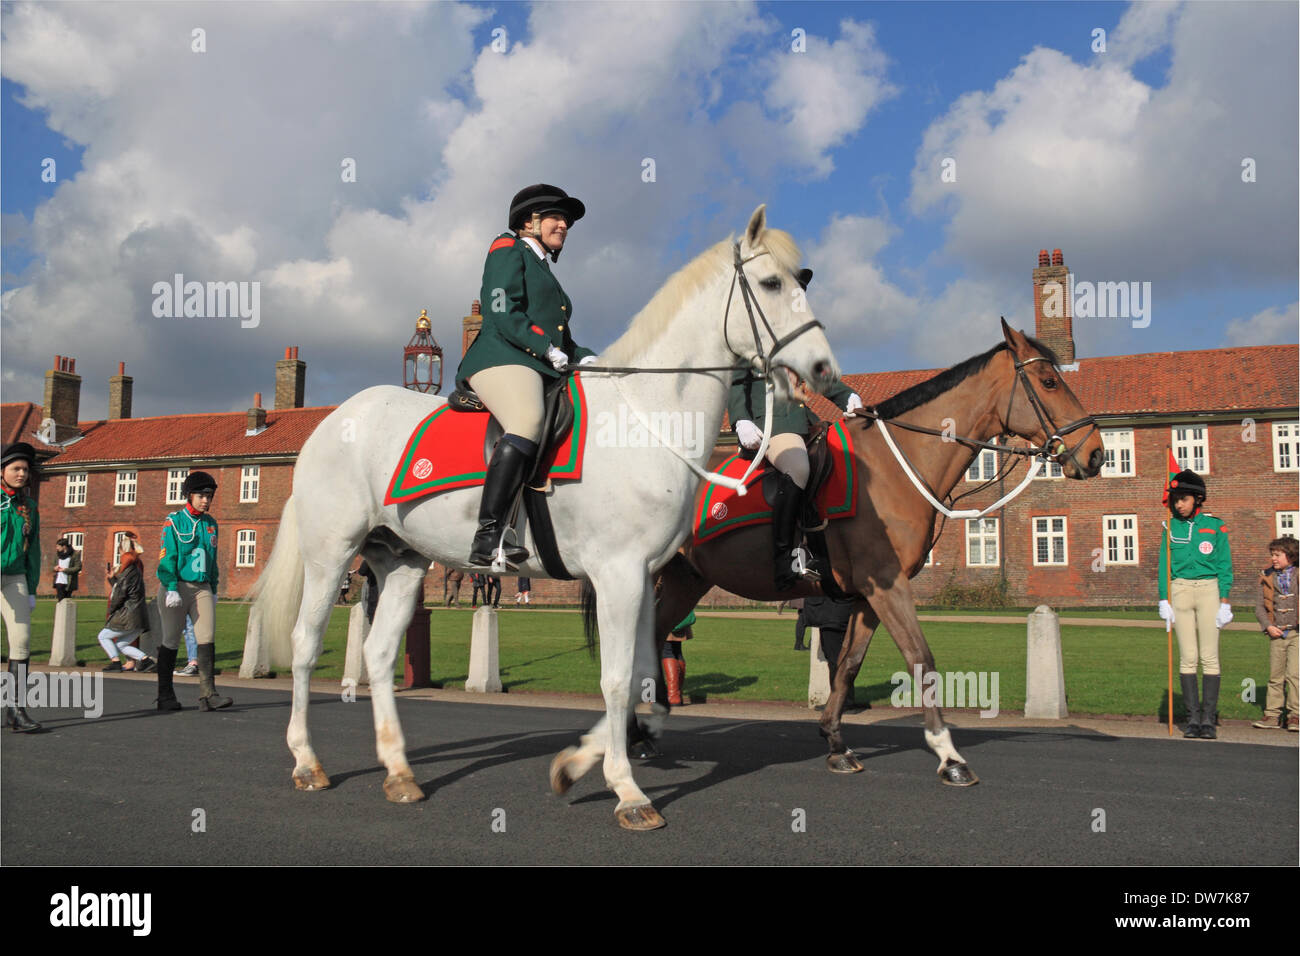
<box><xmin>767</xmin><ymin>433</ymin><xmax>816</xmax><ymax>590</ymax></box>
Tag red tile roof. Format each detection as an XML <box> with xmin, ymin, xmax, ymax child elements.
<box><xmin>0</xmin><ymin>403</ymin><xmax>63</xmax><ymax>457</ymax></box>
<box><xmin>38</xmin><ymin>406</ymin><xmax>336</xmax><ymax>466</ymax></box>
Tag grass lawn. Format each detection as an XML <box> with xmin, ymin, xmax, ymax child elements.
<box><xmin>8</xmin><ymin>600</ymin><xmax>1275</xmax><ymax>721</ymax></box>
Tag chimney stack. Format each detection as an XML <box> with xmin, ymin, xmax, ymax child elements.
<box><xmin>246</xmin><ymin>391</ymin><xmax>267</xmax><ymax>436</ymax></box>
<box><xmin>1031</xmin><ymin>247</ymin><xmax>1076</xmax><ymax>365</ymax></box>
<box><xmin>43</xmin><ymin>354</ymin><xmax>82</xmax><ymax>442</ymax></box>
<box><xmin>274</xmin><ymin>346</ymin><xmax>305</xmax><ymax>410</ymax></box>
<box><xmin>462</xmin><ymin>300</ymin><xmax>482</xmax><ymax>358</ymax></box>
<box><xmin>108</xmin><ymin>361</ymin><xmax>133</xmax><ymax>420</ymax></box>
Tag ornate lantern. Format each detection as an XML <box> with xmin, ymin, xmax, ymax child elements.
<box><xmin>403</xmin><ymin>309</ymin><xmax>443</xmax><ymax>394</ymax></box>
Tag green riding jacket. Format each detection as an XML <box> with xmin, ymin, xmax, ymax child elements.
<box><xmin>728</xmin><ymin>371</ymin><xmax>856</xmax><ymax>439</ymax></box>
<box><xmin>0</xmin><ymin>486</ymin><xmax>40</xmax><ymax>593</ymax></box>
<box><xmin>456</xmin><ymin>233</ymin><xmax>595</xmax><ymax>390</ymax></box>
<box><xmin>158</xmin><ymin>507</ymin><xmax>220</xmax><ymax>594</ymax></box>
<box><xmin>1157</xmin><ymin>510</ymin><xmax>1232</xmax><ymax>600</ymax></box>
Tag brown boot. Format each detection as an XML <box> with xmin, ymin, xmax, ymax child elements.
<box><xmin>664</xmin><ymin>658</ymin><xmax>683</xmax><ymax>706</ymax></box>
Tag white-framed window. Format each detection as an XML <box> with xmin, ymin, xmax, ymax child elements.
<box><xmin>965</xmin><ymin>439</ymin><xmax>1000</xmax><ymax>482</ymax></box>
<box><xmin>166</xmin><ymin>468</ymin><xmax>189</xmax><ymax>504</ymax></box>
<box><xmin>1172</xmin><ymin>426</ymin><xmax>1208</xmax><ymax>474</ymax></box>
<box><xmin>64</xmin><ymin>472</ymin><xmax>87</xmax><ymax>507</ymax></box>
<box><xmin>240</xmin><ymin>465</ymin><xmax>260</xmax><ymax>503</ymax></box>
<box><xmin>1278</xmin><ymin>512</ymin><xmax>1298</xmax><ymax>539</ymax></box>
<box><xmin>1033</xmin><ymin>516</ymin><xmax>1068</xmax><ymax>566</ymax></box>
<box><xmin>1101</xmin><ymin>429</ymin><xmax>1135</xmax><ymax>477</ymax></box>
<box><xmin>1272</xmin><ymin>422</ymin><xmax>1299</xmax><ymax>472</ymax></box>
<box><xmin>236</xmin><ymin>529</ymin><xmax>257</xmax><ymax>567</ymax></box>
<box><xmin>1102</xmin><ymin>514</ymin><xmax>1138</xmax><ymax>566</ymax></box>
<box><xmin>61</xmin><ymin>532</ymin><xmax>84</xmax><ymax>552</ymax></box>
<box><xmin>1034</xmin><ymin>458</ymin><xmax>1064</xmax><ymax>479</ymax></box>
<box><xmin>114</xmin><ymin>470</ymin><xmax>137</xmax><ymax>506</ymax></box>
<box><xmin>966</xmin><ymin>517</ymin><xmax>999</xmax><ymax>566</ymax></box>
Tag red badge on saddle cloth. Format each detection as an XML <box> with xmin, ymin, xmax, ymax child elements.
<box><xmin>692</xmin><ymin>420</ymin><xmax>858</xmax><ymax>544</ymax></box>
<box><xmin>384</xmin><ymin>374</ymin><xmax>589</xmax><ymax>504</ymax></box>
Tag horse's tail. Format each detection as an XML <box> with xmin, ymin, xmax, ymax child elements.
<box><xmin>248</xmin><ymin>495</ymin><xmax>304</xmax><ymax>668</ymax></box>
<box><xmin>579</xmin><ymin>580</ymin><xmax>598</xmax><ymax>659</ymax></box>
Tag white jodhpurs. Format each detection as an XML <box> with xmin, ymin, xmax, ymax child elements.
<box><xmin>469</xmin><ymin>365</ymin><xmax>546</xmax><ymax>443</ymax></box>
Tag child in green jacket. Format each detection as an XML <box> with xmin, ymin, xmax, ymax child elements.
<box><xmin>1</xmin><ymin>442</ymin><xmax>42</xmax><ymax>732</ymax></box>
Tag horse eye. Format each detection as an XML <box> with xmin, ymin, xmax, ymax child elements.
<box><xmin>760</xmin><ymin>277</ymin><xmax>782</xmax><ymax>292</ymax></box>
<box><xmin>1043</xmin><ymin>377</ymin><xmax>1058</xmax><ymax>389</ymax></box>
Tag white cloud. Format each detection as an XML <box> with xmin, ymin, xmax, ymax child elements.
<box><xmin>1223</xmin><ymin>302</ymin><xmax>1299</xmax><ymax>347</ymax></box>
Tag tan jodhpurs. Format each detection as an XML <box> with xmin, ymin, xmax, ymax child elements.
<box><xmin>0</xmin><ymin>574</ymin><xmax>32</xmax><ymax>659</ymax></box>
<box><xmin>1171</xmin><ymin>577</ymin><xmax>1222</xmax><ymax>675</ymax></box>
<box><xmin>159</xmin><ymin>581</ymin><xmax>215</xmax><ymax>651</ymax></box>
<box><xmin>469</xmin><ymin>365</ymin><xmax>545</xmax><ymax>443</ymax></box>
<box><xmin>766</xmin><ymin>433</ymin><xmax>810</xmax><ymax>489</ymax></box>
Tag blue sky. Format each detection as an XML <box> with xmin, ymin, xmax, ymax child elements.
<box><xmin>2</xmin><ymin>1</ymin><xmax>1295</xmax><ymax>418</ymax></box>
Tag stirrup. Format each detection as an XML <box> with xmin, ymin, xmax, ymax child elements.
<box><xmin>790</xmin><ymin>547</ymin><xmax>821</xmax><ymax>582</ymax></box>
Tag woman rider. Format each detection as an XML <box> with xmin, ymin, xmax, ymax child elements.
<box><xmin>457</xmin><ymin>185</ymin><xmax>598</xmax><ymax>568</ymax></box>
<box><xmin>727</xmin><ymin>276</ymin><xmax>863</xmax><ymax>590</ymax></box>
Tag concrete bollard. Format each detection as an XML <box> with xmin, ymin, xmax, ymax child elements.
<box><xmin>141</xmin><ymin>597</ymin><xmax>162</xmax><ymax>659</ymax></box>
<box><xmin>48</xmin><ymin>598</ymin><xmax>78</xmax><ymax>667</ymax></box>
<box><xmin>238</xmin><ymin>607</ymin><xmax>271</xmax><ymax>679</ymax></box>
<box><xmin>1025</xmin><ymin>605</ymin><xmax>1068</xmax><ymax>718</ymax></box>
<box><xmin>465</xmin><ymin>605</ymin><xmax>502</xmax><ymax>693</ymax></box>
<box><xmin>343</xmin><ymin>603</ymin><xmax>370</xmax><ymax>687</ymax></box>
<box><xmin>807</xmin><ymin>626</ymin><xmax>830</xmax><ymax>708</ymax></box>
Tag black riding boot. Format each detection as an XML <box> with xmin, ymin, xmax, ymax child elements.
<box><xmin>1198</xmin><ymin>674</ymin><xmax>1220</xmax><ymax>739</ymax></box>
<box><xmin>4</xmin><ymin>658</ymin><xmax>42</xmax><ymax>732</ymax></box>
<box><xmin>772</xmin><ymin>472</ymin><xmax>817</xmax><ymax>591</ymax></box>
<box><xmin>155</xmin><ymin>645</ymin><xmax>182</xmax><ymax>711</ymax></box>
<box><xmin>469</xmin><ymin>438</ymin><xmax>533</xmax><ymax>568</ymax></box>
<box><xmin>196</xmin><ymin>644</ymin><xmax>232</xmax><ymax>711</ymax></box>
<box><xmin>1180</xmin><ymin>672</ymin><xmax>1200</xmax><ymax>738</ymax></box>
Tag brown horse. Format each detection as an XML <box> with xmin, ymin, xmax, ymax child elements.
<box><xmin>645</xmin><ymin>320</ymin><xmax>1106</xmax><ymax>785</ymax></box>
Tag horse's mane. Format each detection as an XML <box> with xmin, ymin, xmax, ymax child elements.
<box><xmin>602</xmin><ymin>228</ymin><xmax>803</xmax><ymax>364</ymax></box>
<box><xmin>873</xmin><ymin>336</ymin><xmax>1060</xmax><ymax>419</ymax></box>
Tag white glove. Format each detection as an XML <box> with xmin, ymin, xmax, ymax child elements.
<box><xmin>546</xmin><ymin>346</ymin><xmax>569</xmax><ymax>371</ymax></box>
<box><xmin>27</xmin><ymin>594</ymin><xmax>36</xmax><ymax>611</ymax></box>
<box><xmin>165</xmin><ymin>590</ymin><xmax>182</xmax><ymax>608</ymax></box>
<box><xmin>1216</xmin><ymin>604</ymin><xmax>1233</xmax><ymax>628</ymax></box>
<box><xmin>845</xmin><ymin>393</ymin><xmax>864</xmax><ymax>415</ymax></box>
<box><xmin>735</xmin><ymin>419</ymin><xmax>763</xmax><ymax>450</ymax></box>
<box><xmin>578</xmin><ymin>355</ymin><xmax>598</xmax><ymax>366</ymax></box>
<box><xmin>1158</xmin><ymin>600</ymin><xmax>1175</xmax><ymax>625</ymax></box>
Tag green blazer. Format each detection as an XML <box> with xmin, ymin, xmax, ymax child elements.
<box><xmin>728</xmin><ymin>371</ymin><xmax>855</xmax><ymax>439</ymax></box>
<box><xmin>456</xmin><ymin>233</ymin><xmax>595</xmax><ymax>390</ymax></box>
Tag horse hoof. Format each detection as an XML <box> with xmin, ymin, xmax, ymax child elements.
<box><xmin>938</xmin><ymin>761</ymin><xmax>979</xmax><ymax>787</ymax></box>
<box><xmin>383</xmin><ymin>772</ymin><xmax>424</xmax><ymax>803</ymax></box>
<box><xmin>292</xmin><ymin>765</ymin><xmax>331</xmax><ymax>791</ymax></box>
<box><xmin>826</xmin><ymin>752</ymin><xmax>864</xmax><ymax>774</ymax></box>
<box><xmin>615</xmin><ymin>804</ymin><xmax>666</xmax><ymax>831</ymax></box>
<box><xmin>550</xmin><ymin>747</ymin><xmax>579</xmax><ymax>796</ymax></box>
<box><xmin>629</xmin><ymin>738</ymin><xmax>661</xmax><ymax>760</ymax></box>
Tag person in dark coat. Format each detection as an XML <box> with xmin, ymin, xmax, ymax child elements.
<box><xmin>803</xmin><ymin>594</ymin><xmax>859</xmax><ymax>706</ymax></box>
<box><xmin>456</xmin><ymin>184</ymin><xmax>597</xmax><ymax>569</ymax></box>
<box><xmin>98</xmin><ymin>534</ymin><xmax>157</xmax><ymax>673</ymax></box>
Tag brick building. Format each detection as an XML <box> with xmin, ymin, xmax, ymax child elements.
<box><xmin>5</xmin><ymin>250</ymin><xmax>1296</xmax><ymax>607</ymax></box>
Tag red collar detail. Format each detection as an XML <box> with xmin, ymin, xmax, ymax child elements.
<box><xmin>0</xmin><ymin>484</ymin><xmax>15</xmax><ymax>497</ymax></box>
<box><xmin>186</xmin><ymin>504</ymin><xmax>204</xmax><ymax>518</ymax></box>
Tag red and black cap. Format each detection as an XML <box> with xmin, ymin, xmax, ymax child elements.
<box><xmin>1168</xmin><ymin>469</ymin><xmax>1207</xmax><ymax>502</ymax></box>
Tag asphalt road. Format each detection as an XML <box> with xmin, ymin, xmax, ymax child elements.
<box><xmin>2</xmin><ymin>677</ymin><xmax>1295</xmax><ymax>866</ymax></box>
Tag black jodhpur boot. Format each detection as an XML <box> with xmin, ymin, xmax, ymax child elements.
<box><xmin>1180</xmin><ymin>672</ymin><xmax>1200</xmax><ymax>738</ymax></box>
<box><xmin>4</xmin><ymin>658</ymin><xmax>42</xmax><ymax>732</ymax></box>
<box><xmin>469</xmin><ymin>438</ymin><xmax>534</xmax><ymax>568</ymax></box>
<box><xmin>196</xmin><ymin>644</ymin><xmax>232</xmax><ymax>712</ymax></box>
<box><xmin>155</xmin><ymin>645</ymin><xmax>182</xmax><ymax>711</ymax></box>
<box><xmin>771</xmin><ymin>472</ymin><xmax>818</xmax><ymax>591</ymax></box>
<box><xmin>1198</xmin><ymin>674</ymin><xmax>1220</xmax><ymax>739</ymax></box>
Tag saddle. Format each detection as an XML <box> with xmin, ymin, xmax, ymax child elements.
<box><xmin>449</xmin><ymin>376</ymin><xmax>576</xmax><ymax>486</ymax></box>
<box><xmin>756</xmin><ymin>423</ymin><xmax>836</xmax><ymax>530</ymax></box>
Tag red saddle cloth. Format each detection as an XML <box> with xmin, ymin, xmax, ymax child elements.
<box><xmin>384</xmin><ymin>374</ymin><xmax>588</xmax><ymax>505</ymax></box>
<box><xmin>692</xmin><ymin>420</ymin><xmax>858</xmax><ymax>544</ymax></box>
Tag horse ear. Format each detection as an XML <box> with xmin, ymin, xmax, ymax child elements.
<box><xmin>745</xmin><ymin>204</ymin><xmax>767</xmax><ymax>249</ymax></box>
<box><xmin>1000</xmin><ymin>316</ymin><xmax>1022</xmax><ymax>351</ymax></box>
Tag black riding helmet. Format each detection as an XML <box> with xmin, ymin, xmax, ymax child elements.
<box><xmin>508</xmin><ymin>184</ymin><xmax>585</xmax><ymax>262</ymax></box>
<box><xmin>1</xmin><ymin>442</ymin><xmax>37</xmax><ymax>469</ymax></box>
<box><xmin>1167</xmin><ymin>469</ymin><xmax>1206</xmax><ymax>510</ymax></box>
<box><xmin>181</xmin><ymin>471</ymin><xmax>218</xmax><ymax>498</ymax></box>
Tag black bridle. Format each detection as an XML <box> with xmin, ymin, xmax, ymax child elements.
<box><xmin>1005</xmin><ymin>356</ymin><xmax>1099</xmax><ymax>477</ymax></box>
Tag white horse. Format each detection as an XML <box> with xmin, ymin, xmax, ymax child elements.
<box><xmin>251</xmin><ymin>206</ymin><xmax>841</xmax><ymax>829</ymax></box>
